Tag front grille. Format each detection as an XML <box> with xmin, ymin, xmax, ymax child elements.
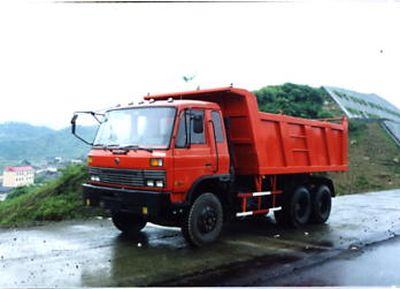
<box><xmin>89</xmin><ymin>167</ymin><xmax>166</xmax><ymax>187</ymax></box>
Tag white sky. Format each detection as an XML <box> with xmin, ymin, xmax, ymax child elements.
<box><xmin>0</xmin><ymin>0</ymin><xmax>399</xmax><ymax>129</ymax></box>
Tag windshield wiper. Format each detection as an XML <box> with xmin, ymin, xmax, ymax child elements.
<box><xmin>93</xmin><ymin>144</ymin><xmax>153</xmax><ymax>152</ymax></box>
<box><xmin>92</xmin><ymin>144</ymin><xmax>120</xmax><ymax>151</ymax></box>
<box><xmin>118</xmin><ymin>145</ymin><xmax>153</xmax><ymax>153</ymax></box>
<box><xmin>92</xmin><ymin>144</ymin><xmax>106</xmax><ymax>149</ymax></box>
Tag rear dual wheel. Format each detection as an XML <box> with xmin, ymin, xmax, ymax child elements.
<box><xmin>275</xmin><ymin>186</ymin><xmax>312</xmax><ymax>228</ymax></box>
<box><xmin>275</xmin><ymin>185</ymin><xmax>332</xmax><ymax>227</ymax></box>
<box><xmin>310</xmin><ymin>185</ymin><xmax>332</xmax><ymax>224</ymax></box>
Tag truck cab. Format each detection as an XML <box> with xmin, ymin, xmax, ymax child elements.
<box><xmin>79</xmin><ymin>99</ymin><xmax>232</xmax><ymax>245</ymax></box>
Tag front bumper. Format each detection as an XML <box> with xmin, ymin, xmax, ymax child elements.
<box><xmin>82</xmin><ymin>183</ymin><xmax>173</xmax><ymax>217</ymax></box>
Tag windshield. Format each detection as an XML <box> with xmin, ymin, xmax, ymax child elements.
<box><xmin>94</xmin><ymin>107</ymin><xmax>176</xmax><ymax>149</ymax></box>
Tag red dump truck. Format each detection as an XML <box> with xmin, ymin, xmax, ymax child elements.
<box><xmin>71</xmin><ymin>87</ymin><xmax>348</xmax><ymax>246</ymax></box>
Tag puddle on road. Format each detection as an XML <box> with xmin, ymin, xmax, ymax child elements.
<box><xmin>82</xmin><ymin>228</ymin><xmax>289</xmax><ymax>286</ymax></box>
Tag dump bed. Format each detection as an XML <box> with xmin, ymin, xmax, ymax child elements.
<box><xmin>145</xmin><ymin>87</ymin><xmax>348</xmax><ymax>176</ymax></box>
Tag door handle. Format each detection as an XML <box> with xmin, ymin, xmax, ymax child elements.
<box><xmin>205</xmin><ymin>163</ymin><xmax>212</xmax><ymax>167</ymax></box>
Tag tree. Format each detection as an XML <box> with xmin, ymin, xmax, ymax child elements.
<box><xmin>254</xmin><ymin>83</ymin><xmax>332</xmax><ymax>119</ymax></box>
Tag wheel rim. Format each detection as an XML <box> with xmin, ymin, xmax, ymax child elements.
<box><xmin>197</xmin><ymin>206</ymin><xmax>218</xmax><ymax>234</ymax></box>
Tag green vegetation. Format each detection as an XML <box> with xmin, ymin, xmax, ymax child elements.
<box><xmin>0</xmin><ymin>165</ymin><xmax>104</xmax><ymax>227</ymax></box>
<box><xmin>6</xmin><ymin>186</ymin><xmax>35</xmax><ymax>200</ymax></box>
<box><xmin>254</xmin><ymin>83</ymin><xmax>333</xmax><ymax>119</ymax></box>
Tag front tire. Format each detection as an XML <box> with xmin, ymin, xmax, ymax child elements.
<box><xmin>181</xmin><ymin>193</ymin><xmax>223</xmax><ymax>247</ymax></box>
<box><xmin>111</xmin><ymin>211</ymin><xmax>147</xmax><ymax>234</ymax></box>
<box><xmin>275</xmin><ymin>186</ymin><xmax>311</xmax><ymax>228</ymax></box>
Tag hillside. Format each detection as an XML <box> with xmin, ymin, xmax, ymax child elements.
<box><xmin>329</xmin><ymin>121</ymin><xmax>400</xmax><ymax>195</ymax></box>
<box><xmin>0</xmin><ymin>165</ymin><xmax>103</xmax><ymax>226</ymax></box>
<box><xmin>0</xmin><ymin>122</ymin><xmax>96</xmax><ymax>170</ymax></box>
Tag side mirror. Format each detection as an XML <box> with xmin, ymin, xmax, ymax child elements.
<box><xmin>71</xmin><ymin>114</ymin><xmax>78</xmax><ymax>134</ymax></box>
<box><xmin>193</xmin><ymin>115</ymin><xmax>204</xmax><ymax>134</ymax></box>
<box><xmin>70</xmin><ymin>111</ymin><xmax>103</xmax><ymax>146</ymax></box>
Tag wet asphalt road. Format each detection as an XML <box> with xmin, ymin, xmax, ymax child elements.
<box><xmin>267</xmin><ymin>235</ymin><xmax>400</xmax><ymax>286</ymax></box>
<box><xmin>0</xmin><ymin>189</ymin><xmax>399</xmax><ymax>287</ymax></box>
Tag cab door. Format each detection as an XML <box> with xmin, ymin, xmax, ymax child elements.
<box><xmin>172</xmin><ymin>109</ymin><xmax>215</xmax><ymax>196</ymax></box>
<box><xmin>207</xmin><ymin>110</ymin><xmax>230</xmax><ymax>175</ymax></box>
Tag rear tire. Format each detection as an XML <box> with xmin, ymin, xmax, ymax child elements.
<box><xmin>275</xmin><ymin>186</ymin><xmax>311</xmax><ymax>228</ymax></box>
<box><xmin>111</xmin><ymin>211</ymin><xmax>147</xmax><ymax>234</ymax></box>
<box><xmin>310</xmin><ymin>185</ymin><xmax>332</xmax><ymax>224</ymax></box>
<box><xmin>181</xmin><ymin>193</ymin><xmax>223</xmax><ymax>247</ymax></box>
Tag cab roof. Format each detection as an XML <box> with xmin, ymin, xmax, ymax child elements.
<box><xmin>107</xmin><ymin>86</ymin><xmax>252</xmax><ymax>112</ymax></box>
<box><xmin>143</xmin><ymin>86</ymin><xmax>249</xmax><ymax>101</ymax></box>
<box><xmin>107</xmin><ymin>99</ymin><xmax>220</xmax><ymax>112</ymax></box>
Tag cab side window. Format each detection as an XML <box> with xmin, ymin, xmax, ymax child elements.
<box><xmin>175</xmin><ymin>109</ymin><xmax>205</xmax><ymax>148</ymax></box>
<box><xmin>175</xmin><ymin>114</ymin><xmax>187</xmax><ymax>148</ymax></box>
<box><xmin>211</xmin><ymin>111</ymin><xmax>224</xmax><ymax>143</ymax></box>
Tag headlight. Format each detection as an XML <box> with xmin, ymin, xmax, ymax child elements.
<box><xmin>90</xmin><ymin>175</ymin><xmax>100</xmax><ymax>182</ymax></box>
<box><xmin>155</xmin><ymin>180</ymin><xmax>164</xmax><ymax>188</ymax></box>
<box><xmin>150</xmin><ymin>158</ymin><xmax>163</xmax><ymax>167</ymax></box>
<box><xmin>146</xmin><ymin>180</ymin><xmax>164</xmax><ymax>188</ymax></box>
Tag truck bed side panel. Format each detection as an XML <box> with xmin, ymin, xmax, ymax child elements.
<box><xmin>256</xmin><ymin>112</ymin><xmax>348</xmax><ymax>175</ymax></box>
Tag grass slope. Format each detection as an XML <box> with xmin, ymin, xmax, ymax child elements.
<box><xmin>329</xmin><ymin>122</ymin><xmax>400</xmax><ymax>195</ymax></box>
<box><xmin>0</xmin><ymin>165</ymin><xmax>103</xmax><ymax>227</ymax></box>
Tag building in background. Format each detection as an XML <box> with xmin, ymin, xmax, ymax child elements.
<box><xmin>2</xmin><ymin>166</ymin><xmax>35</xmax><ymax>188</ymax></box>
<box><xmin>323</xmin><ymin>86</ymin><xmax>400</xmax><ymax>146</ymax></box>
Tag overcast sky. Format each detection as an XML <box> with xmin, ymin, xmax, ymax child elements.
<box><xmin>0</xmin><ymin>0</ymin><xmax>399</xmax><ymax>129</ymax></box>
